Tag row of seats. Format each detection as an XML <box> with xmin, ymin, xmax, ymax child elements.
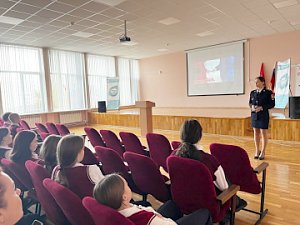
<box><xmin>8</xmin><ymin>121</ymin><xmax>268</xmax><ymax>224</ymax></box>
<box><xmin>91</xmin><ymin>142</ymin><xmax>269</xmax><ymax>225</ymax></box>
<box><xmin>17</xmin><ymin>119</ymin><xmax>71</xmax><ymax>139</ymax></box>
<box><xmin>84</xmin><ymin>127</ymin><xmax>180</xmax><ymax>170</ymax></box>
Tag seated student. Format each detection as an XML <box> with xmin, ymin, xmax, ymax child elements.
<box><xmin>0</xmin><ymin>169</ymin><xmax>43</xmax><ymax>225</ymax></box>
<box><xmin>175</xmin><ymin>119</ymin><xmax>247</xmax><ymax>210</ymax></box>
<box><xmin>52</xmin><ymin>135</ymin><xmax>104</xmax><ymax>198</ymax></box>
<box><xmin>1</xmin><ymin>112</ymin><xmax>11</xmax><ymax>128</ymax></box>
<box><xmin>94</xmin><ymin>173</ymin><xmax>212</xmax><ymax>225</ymax></box>
<box><xmin>10</xmin><ymin>130</ymin><xmax>39</xmax><ymax>165</ymax></box>
<box><xmin>0</xmin><ymin>168</ymin><xmax>23</xmax><ymax>225</ymax></box>
<box><xmin>39</xmin><ymin>135</ymin><xmax>61</xmax><ymax>173</ymax></box>
<box><xmin>8</xmin><ymin>113</ymin><xmax>21</xmax><ymax>139</ymax></box>
<box><xmin>0</xmin><ymin>128</ymin><xmax>12</xmax><ymax>159</ymax></box>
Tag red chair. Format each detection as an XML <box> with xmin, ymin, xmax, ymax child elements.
<box><xmin>16</xmin><ymin>127</ymin><xmax>25</xmax><ymax>133</ymax></box>
<box><xmin>210</xmin><ymin>143</ymin><xmax>269</xmax><ymax>224</ymax></box>
<box><xmin>40</xmin><ymin>132</ymin><xmax>50</xmax><ymax>141</ymax></box>
<box><xmin>81</xmin><ymin>147</ymin><xmax>99</xmax><ymax>165</ymax></box>
<box><xmin>124</xmin><ymin>152</ymin><xmax>171</xmax><ymax>203</ymax></box>
<box><xmin>46</xmin><ymin>122</ymin><xmax>60</xmax><ymax>135</ymax></box>
<box><xmin>43</xmin><ymin>178</ymin><xmax>94</xmax><ymax>225</ymax></box>
<box><xmin>167</xmin><ymin>156</ymin><xmax>239</xmax><ymax>225</ymax></box>
<box><xmin>19</xmin><ymin>119</ymin><xmax>31</xmax><ymax>130</ymax></box>
<box><xmin>84</xmin><ymin>127</ymin><xmax>106</xmax><ymax>147</ymax></box>
<box><xmin>25</xmin><ymin>160</ymin><xmax>70</xmax><ymax>225</ymax></box>
<box><xmin>100</xmin><ymin>130</ymin><xmax>124</xmax><ymax>158</ymax></box>
<box><xmin>171</xmin><ymin>141</ymin><xmax>181</xmax><ymax>150</ymax></box>
<box><xmin>146</xmin><ymin>133</ymin><xmax>173</xmax><ymax>171</ymax></box>
<box><xmin>119</xmin><ymin>131</ymin><xmax>149</xmax><ymax>156</ymax></box>
<box><xmin>95</xmin><ymin>146</ymin><xmax>146</xmax><ymax>199</ymax></box>
<box><xmin>0</xmin><ymin>118</ymin><xmax>3</xmax><ymax>126</ymax></box>
<box><xmin>1</xmin><ymin>158</ymin><xmax>33</xmax><ymax>190</ymax></box>
<box><xmin>82</xmin><ymin>197</ymin><xmax>134</xmax><ymax>225</ymax></box>
<box><xmin>56</xmin><ymin>123</ymin><xmax>70</xmax><ymax>136</ymax></box>
<box><xmin>35</xmin><ymin>122</ymin><xmax>49</xmax><ymax>133</ymax></box>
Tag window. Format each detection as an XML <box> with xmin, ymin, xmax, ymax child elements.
<box><xmin>49</xmin><ymin>50</ymin><xmax>85</xmax><ymax>111</ymax></box>
<box><xmin>86</xmin><ymin>54</ymin><xmax>116</xmax><ymax>108</ymax></box>
<box><xmin>118</xmin><ymin>58</ymin><xmax>140</xmax><ymax>106</ymax></box>
<box><xmin>0</xmin><ymin>44</ymin><xmax>46</xmax><ymax>114</ymax></box>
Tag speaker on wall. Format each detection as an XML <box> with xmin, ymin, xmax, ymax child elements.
<box><xmin>289</xmin><ymin>96</ymin><xmax>300</xmax><ymax>119</ymax></box>
<box><xmin>98</xmin><ymin>101</ymin><xmax>106</xmax><ymax>113</ymax></box>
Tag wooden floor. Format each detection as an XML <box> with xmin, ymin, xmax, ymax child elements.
<box><xmin>71</xmin><ymin>124</ymin><xmax>300</xmax><ymax>225</ymax></box>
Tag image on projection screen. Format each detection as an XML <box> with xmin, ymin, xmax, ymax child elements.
<box><xmin>187</xmin><ymin>41</ymin><xmax>244</xmax><ymax>96</ymax></box>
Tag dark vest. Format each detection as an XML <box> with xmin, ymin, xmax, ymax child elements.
<box><xmin>65</xmin><ymin>166</ymin><xmax>95</xmax><ymax>199</ymax></box>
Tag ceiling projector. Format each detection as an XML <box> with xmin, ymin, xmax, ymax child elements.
<box><xmin>119</xmin><ymin>35</ymin><xmax>131</xmax><ymax>42</ymax></box>
<box><xmin>119</xmin><ymin>20</ymin><xmax>131</xmax><ymax>43</ymax></box>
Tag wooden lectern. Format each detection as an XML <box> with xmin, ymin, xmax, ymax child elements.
<box><xmin>135</xmin><ymin>101</ymin><xmax>155</xmax><ymax>136</ymax></box>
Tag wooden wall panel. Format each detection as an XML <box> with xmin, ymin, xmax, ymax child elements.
<box><xmin>88</xmin><ymin>111</ymin><xmax>300</xmax><ymax>141</ymax></box>
<box><xmin>89</xmin><ymin>112</ymin><xmax>252</xmax><ymax>137</ymax></box>
<box><xmin>271</xmin><ymin>118</ymin><xmax>300</xmax><ymax>141</ymax></box>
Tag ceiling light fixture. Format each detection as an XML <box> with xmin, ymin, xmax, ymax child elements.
<box><xmin>0</xmin><ymin>16</ymin><xmax>24</xmax><ymax>25</ymax></box>
<box><xmin>273</xmin><ymin>0</ymin><xmax>298</xmax><ymax>9</ymax></box>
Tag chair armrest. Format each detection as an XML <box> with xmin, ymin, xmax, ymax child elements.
<box><xmin>217</xmin><ymin>184</ymin><xmax>240</xmax><ymax>205</ymax></box>
<box><xmin>253</xmin><ymin>162</ymin><xmax>269</xmax><ymax>174</ymax></box>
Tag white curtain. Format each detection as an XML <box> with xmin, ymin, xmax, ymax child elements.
<box><xmin>86</xmin><ymin>54</ymin><xmax>116</xmax><ymax>108</ymax></box>
<box><xmin>49</xmin><ymin>49</ymin><xmax>85</xmax><ymax>111</ymax></box>
<box><xmin>0</xmin><ymin>44</ymin><xmax>46</xmax><ymax>114</ymax></box>
<box><xmin>118</xmin><ymin>58</ymin><xmax>140</xmax><ymax>106</ymax></box>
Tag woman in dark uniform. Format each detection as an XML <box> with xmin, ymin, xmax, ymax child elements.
<box><xmin>249</xmin><ymin>77</ymin><xmax>275</xmax><ymax>160</ymax></box>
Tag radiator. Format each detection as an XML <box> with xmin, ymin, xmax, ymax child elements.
<box><xmin>21</xmin><ymin>115</ymin><xmax>42</xmax><ymax>127</ymax></box>
<box><xmin>59</xmin><ymin>112</ymin><xmax>84</xmax><ymax>125</ymax></box>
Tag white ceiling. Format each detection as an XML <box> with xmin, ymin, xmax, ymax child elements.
<box><xmin>0</xmin><ymin>0</ymin><xmax>300</xmax><ymax>59</ymax></box>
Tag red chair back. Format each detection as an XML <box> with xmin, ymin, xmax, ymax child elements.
<box><xmin>124</xmin><ymin>152</ymin><xmax>171</xmax><ymax>203</ymax></box>
<box><xmin>56</xmin><ymin>123</ymin><xmax>70</xmax><ymax>136</ymax></box>
<box><xmin>171</xmin><ymin>141</ymin><xmax>181</xmax><ymax>150</ymax></box>
<box><xmin>84</xmin><ymin>127</ymin><xmax>106</xmax><ymax>147</ymax></box>
<box><xmin>20</xmin><ymin>120</ymin><xmax>31</xmax><ymax>130</ymax></box>
<box><xmin>25</xmin><ymin>160</ymin><xmax>70</xmax><ymax>225</ymax></box>
<box><xmin>95</xmin><ymin>146</ymin><xmax>144</xmax><ymax>195</ymax></box>
<box><xmin>82</xmin><ymin>197</ymin><xmax>134</xmax><ymax>225</ymax></box>
<box><xmin>40</xmin><ymin>132</ymin><xmax>50</xmax><ymax>141</ymax></box>
<box><xmin>43</xmin><ymin>178</ymin><xmax>94</xmax><ymax>225</ymax></box>
<box><xmin>119</xmin><ymin>132</ymin><xmax>148</xmax><ymax>155</ymax></box>
<box><xmin>1</xmin><ymin>158</ymin><xmax>33</xmax><ymax>190</ymax></box>
<box><xmin>1</xmin><ymin>158</ymin><xmax>28</xmax><ymax>191</ymax></box>
<box><xmin>94</xmin><ymin>146</ymin><xmax>129</xmax><ymax>179</ymax></box>
<box><xmin>146</xmin><ymin>133</ymin><xmax>172</xmax><ymax>171</ymax></box>
<box><xmin>81</xmin><ymin>147</ymin><xmax>99</xmax><ymax>165</ymax></box>
<box><xmin>100</xmin><ymin>130</ymin><xmax>124</xmax><ymax>158</ymax></box>
<box><xmin>46</xmin><ymin>122</ymin><xmax>60</xmax><ymax>135</ymax></box>
<box><xmin>210</xmin><ymin>143</ymin><xmax>261</xmax><ymax>194</ymax></box>
<box><xmin>35</xmin><ymin>123</ymin><xmax>49</xmax><ymax>133</ymax></box>
<box><xmin>167</xmin><ymin>156</ymin><xmax>230</xmax><ymax>223</ymax></box>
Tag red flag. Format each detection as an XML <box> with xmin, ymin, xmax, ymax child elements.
<box><xmin>260</xmin><ymin>63</ymin><xmax>265</xmax><ymax>77</ymax></box>
<box><xmin>270</xmin><ymin>68</ymin><xmax>275</xmax><ymax>93</ymax></box>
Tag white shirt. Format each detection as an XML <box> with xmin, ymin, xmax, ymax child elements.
<box><xmin>119</xmin><ymin>204</ymin><xmax>177</xmax><ymax>225</ymax></box>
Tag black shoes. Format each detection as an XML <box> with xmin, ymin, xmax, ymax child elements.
<box><xmin>236</xmin><ymin>197</ymin><xmax>247</xmax><ymax>212</ymax></box>
<box><xmin>254</xmin><ymin>151</ymin><xmax>261</xmax><ymax>159</ymax></box>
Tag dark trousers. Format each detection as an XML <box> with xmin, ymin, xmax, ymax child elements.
<box><xmin>157</xmin><ymin>200</ymin><xmax>213</xmax><ymax>225</ymax></box>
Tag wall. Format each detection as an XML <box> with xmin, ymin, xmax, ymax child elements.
<box><xmin>139</xmin><ymin>30</ymin><xmax>300</xmax><ymax>109</ymax></box>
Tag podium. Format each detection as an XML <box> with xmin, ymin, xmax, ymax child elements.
<box><xmin>135</xmin><ymin>101</ymin><xmax>155</xmax><ymax>136</ymax></box>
